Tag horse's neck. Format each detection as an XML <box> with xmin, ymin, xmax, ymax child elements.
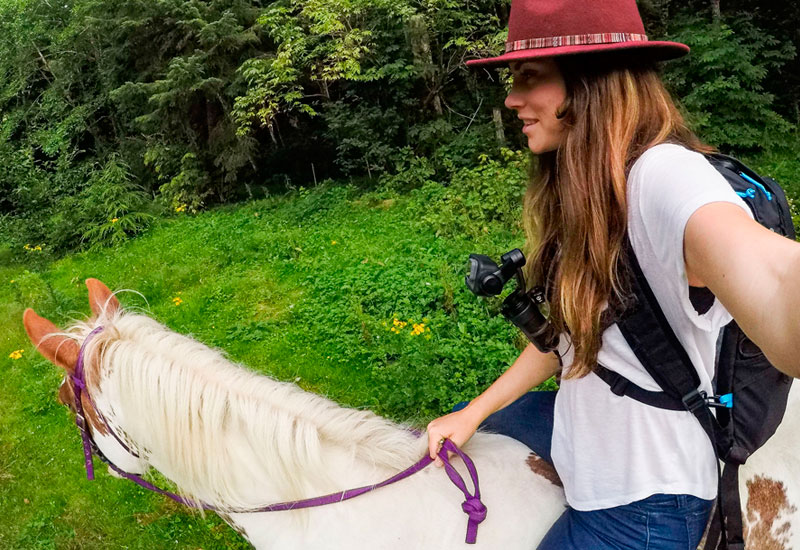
<box><xmin>96</xmin><ymin>332</ymin><xmax>424</xmax><ymax>509</ymax></box>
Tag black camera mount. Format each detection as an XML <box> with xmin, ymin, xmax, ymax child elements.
<box><xmin>465</xmin><ymin>249</ymin><xmax>558</xmax><ymax>353</ymax></box>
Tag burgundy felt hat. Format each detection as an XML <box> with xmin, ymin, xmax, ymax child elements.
<box><xmin>467</xmin><ymin>0</ymin><xmax>689</xmax><ymax>68</ymax></box>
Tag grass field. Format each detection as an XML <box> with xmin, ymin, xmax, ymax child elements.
<box><xmin>0</xmin><ymin>182</ymin><xmax>532</xmax><ymax>549</ymax></box>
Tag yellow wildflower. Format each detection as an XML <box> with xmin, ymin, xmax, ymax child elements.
<box><xmin>10</xmin><ymin>280</ymin><xmax>15</xmax><ymax>284</ymax></box>
<box><xmin>411</xmin><ymin>323</ymin><xmax>426</xmax><ymax>336</ymax></box>
<box><xmin>331</xmin><ymin>240</ymin><xmax>337</xmax><ymax>245</ymax></box>
<box><xmin>111</xmin><ymin>218</ymin><xmax>119</xmax><ymax>223</ymax></box>
<box><xmin>9</xmin><ymin>349</ymin><xmax>24</xmax><ymax>360</ymax></box>
<box><xmin>175</xmin><ymin>204</ymin><xmax>187</xmax><ymax>213</ymax></box>
<box><xmin>172</xmin><ymin>297</ymin><xmax>183</xmax><ymax>306</ymax></box>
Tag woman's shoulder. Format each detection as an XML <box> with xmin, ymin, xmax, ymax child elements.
<box><xmin>632</xmin><ymin>142</ymin><xmax>709</xmax><ymax>173</ymax></box>
<box><xmin>629</xmin><ymin>142</ymin><xmax>722</xmax><ymax>192</ymax></box>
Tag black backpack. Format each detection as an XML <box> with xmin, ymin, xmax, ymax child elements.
<box><xmin>595</xmin><ymin>153</ymin><xmax>796</xmax><ymax>550</ymax></box>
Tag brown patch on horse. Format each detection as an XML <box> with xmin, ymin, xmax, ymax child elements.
<box><xmin>743</xmin><ymin>475</ymin><xmax>796</xmax><ymax>550</ymax></box>
<box><xmin>77</xmin><ymin>340</ymin><xmax>110</xmax><ymax>436</ymax></box>
<box><xmin>526</xmin><ymin>453</ymin><xmax>562</xmax><ymax>487</ymax></box>
<box><xmin>56</xmin><ymin>352</ymin><xmax>109</xmax><ymax>436</ymax></box>
<box><xmin>23</xmin><ymin>308</ymin><xmax>108</xmax><ymax>436</ymax></box>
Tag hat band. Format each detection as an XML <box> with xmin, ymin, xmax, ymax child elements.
<box><xmin>505</xmin><ymin>32</ymin><xmax>649</xmax><ymax>53</ymax></box>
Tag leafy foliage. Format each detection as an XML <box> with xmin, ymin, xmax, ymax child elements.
<box><xmin>663</xmin><ymin>13</ymin><xmax>797</xmax><ymax>152</ymax></box>
<box><xmin>0</xmin><ymin>0</ymin><xmax>798</xmax><ymax>258</ymax></box>
<box><xmin>416</xmin><ymin>148</ymin><xmax>529</xmax><ymax>239</ymax></box>
<box><xmin>73</xmin><ymin>155</ymin><xmax>156</xmax><ymax>248</ymax></box>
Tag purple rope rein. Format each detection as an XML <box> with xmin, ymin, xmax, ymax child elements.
<box><xmin>70</xmin><ymin>326</ymin><xmax>488</xmax><ymax>544</ymax></box>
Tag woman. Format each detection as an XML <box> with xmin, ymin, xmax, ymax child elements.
<box><xmin>426</xmin><ymin>0</ymin><xmax>800</xmax><ymax>548</ymax></box>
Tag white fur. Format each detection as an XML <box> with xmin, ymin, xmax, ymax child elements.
<box><xmin>67</xmin><ymin>311</ymin><xmax>566</xmax><ymax>549</ymax></box>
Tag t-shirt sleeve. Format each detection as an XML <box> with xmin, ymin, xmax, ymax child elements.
<box><xmin>627</xmin><ymin>144</ymin><xmax>754</xmax><ymax>331</ymax></box>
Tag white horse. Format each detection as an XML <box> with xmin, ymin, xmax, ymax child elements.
<box><xmin>23</xmin><ymin>279</ymin><xmax>566</xmax><ymax>549</ymax></box>
<box><xmin>22</xmin><ymin>279</ymin><xmax>800</xmax><ymax>549</ymax></box>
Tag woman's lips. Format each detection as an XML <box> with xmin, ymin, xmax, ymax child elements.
<box><xmin>522</xmin><ymin>120</ymin><xmax>539</xmax><ymax>133</ymax></box>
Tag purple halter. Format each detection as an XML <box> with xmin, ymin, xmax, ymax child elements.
<box><xmin>70</xmin><ymin>326</ymin><xmax>488</xmax><ymax>544</ymax></box>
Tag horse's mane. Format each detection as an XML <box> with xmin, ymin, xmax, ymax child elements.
<box><xmin>67</xmin><ymin>307</ymin><xmax>425</xmax><ymax>509</ymax></box>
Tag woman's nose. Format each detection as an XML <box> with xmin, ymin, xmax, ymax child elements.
<box><xmin>505</xmin><ymin>87</ymin><xmax>524</xmax><ymax>111</ymax></box>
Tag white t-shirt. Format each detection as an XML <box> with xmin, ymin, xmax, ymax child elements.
<box><xmin>550</xmin><ymin>143</ymin><xmax>754</xmax><ymax>511</ymax></box>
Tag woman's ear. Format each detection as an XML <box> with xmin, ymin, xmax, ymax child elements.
<box><xmin>22</xmin><ymin>308</ymin><xmax>79</xmax><ymax>373</ymax></box>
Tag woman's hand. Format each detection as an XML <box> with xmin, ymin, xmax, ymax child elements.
<box><xmin>426</xmin><ymin>406</ymin><xmax>484</xmax><ymax>467</ymax></box>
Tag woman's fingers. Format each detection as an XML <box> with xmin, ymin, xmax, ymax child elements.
<box><xmin>427</xmin><ymin>410</ymin><xmax>480</xmax><ymax>468</ymax></box>
<box><xmin>427</xmin><ymin>421</ymin><xmax>449</xmax><ymax>467</ymax></box>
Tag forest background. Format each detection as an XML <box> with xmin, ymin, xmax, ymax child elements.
<box><xmin>1</xmin><ymin>0</ymin><xmax>800</xmax><ymax>548</ymax></box>
<box><xmin>0</xmin><ymin>0</ymin><xmax>798</xmax><ymax>255</ymax></box>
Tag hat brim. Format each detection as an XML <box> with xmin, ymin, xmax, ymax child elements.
<box><xmin>466</xmin><ymin>41</ymin><xmax>689</xmax><ymax>68</ymax></box>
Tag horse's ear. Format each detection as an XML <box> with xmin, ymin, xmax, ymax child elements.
<box><xmin>86</xmin><ymin>278</ymin><xmax>120</xmax><ymax>317</ymax></box>
<box><xmin>22</xmin><ymin>308</ymin><xmax>79</xmax><ymax>373</ymax></box>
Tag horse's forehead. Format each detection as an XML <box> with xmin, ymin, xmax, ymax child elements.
<box><xmin>526</xmin><ymin>453</ymin><xmax>562</xmax><ymax>487</ymax></box>
<box><xmin>744</xmin><ymin>474</ymin><xmax>797</xmax><ymax>550</ymax></box>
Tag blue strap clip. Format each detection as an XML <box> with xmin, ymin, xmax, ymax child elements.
<box><xmin>738</xmin><ymin>172</ymin><xmax>772</xmax><ymax>201</ymax></box>
<box><xmin>706</xmin><ymin>393</ymin><xmax>734</xmax><ymax>409</ymax></box>
<box><xmin>736</xmin><ymin>188</ymin><xmax>756</xmax><ymax>199</ymax></box>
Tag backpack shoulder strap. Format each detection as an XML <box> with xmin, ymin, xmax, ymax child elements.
<box><xmin>597</xmin><ymin>238</ymin><xmax>726</xmax><ymax>442</ymax></box>
<box><xmin>601</xmin><ymin>238</ymin><xmax>734</xmax><ymax>549</ymax></box>
<box><xmin>608</xmin><ymin>238</ymin><xmax>704</xmax><ymax>409</ymax></box>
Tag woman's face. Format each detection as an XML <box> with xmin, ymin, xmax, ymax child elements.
<box><xmin>504</xmin><ymin>58</ymin><xmax>568</xmax><ymax>154</ymax></box>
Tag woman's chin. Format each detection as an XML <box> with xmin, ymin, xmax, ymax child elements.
<box><xmin>526</xmin><ymin>136</ymin><xmax>560</xmax><ymax>155</ymax></box>
<box><xmin>527</xmin><ymin>142</ymin><xmax>554</xmax><ymax>155</ymax></box>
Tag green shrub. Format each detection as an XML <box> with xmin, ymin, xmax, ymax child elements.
<box><xmin>53</xmin><ymin>155</ymin><xmax>156</xmax><ymax>250</ymax></box>
<box><xmin>664</xmin><ymin>13</ymin><xmax>797</xmax><ymax>152</ymax></box>
<box><xmin>156</xmin><ymin>152</ymin><xmax>212</xmax><ymax>214</ymax></box>
<box><xmin>414</xmin><ymin>148</ymin><xmax>529</xmax><ymax>239</ymax></box>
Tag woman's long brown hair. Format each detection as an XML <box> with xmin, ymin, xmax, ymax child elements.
<box><xmin>523</xmin><ymin>54</ymin><xmax>713</xmax><ymax>379</ymax></box>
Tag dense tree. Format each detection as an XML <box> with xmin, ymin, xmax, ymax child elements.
<box><xmin>0</xmin><ymin>0</ymin><xmax>796</xmax><ymax>257</ymax></box>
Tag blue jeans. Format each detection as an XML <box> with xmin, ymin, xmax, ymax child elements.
<box><xmin>454</xmin><ymin>391</ymin><xmax>714</xmax><ymax>549</ymax></box>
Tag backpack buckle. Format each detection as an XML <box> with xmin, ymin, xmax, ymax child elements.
<box><xmin>706</xmin><ymin>393</ymin><xmax>734</xmax><ymax>409</ymax></box>
<box><xmin>681</xmin><ymin>389</ymin><xmax>707</xmax><ymax>413</ymax></box>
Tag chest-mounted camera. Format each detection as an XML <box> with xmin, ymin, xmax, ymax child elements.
<box><xmin>465</xmin><ymin>249</ymin><xmax>558</xmax><ymax>353</ymax></box>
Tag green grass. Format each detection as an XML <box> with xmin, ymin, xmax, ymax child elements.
<box><xmin>0</xmin><ymin>182</ymin><xmax>533</xmax><ymax>549</ymax></box>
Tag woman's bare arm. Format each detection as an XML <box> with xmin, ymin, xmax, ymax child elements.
<box><xmin>684</xmin><ymin>201</ymin><xmax>800</xmax><ymax>377</ymax></box>
<box><xmin>464</xmin><ymin>342</ymin><xmax>561</xmax><ymax>420</ymax></box>
<box><xmin>426</xmin><ymin>343</ymin><xmax>560</xmax><ymax>463</ymax></box>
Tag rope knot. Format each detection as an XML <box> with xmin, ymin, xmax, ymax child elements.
<box><xmin>461</xmin><ymin>496</ymin><xmax>487</xmax><ymax>523</ymax></box>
